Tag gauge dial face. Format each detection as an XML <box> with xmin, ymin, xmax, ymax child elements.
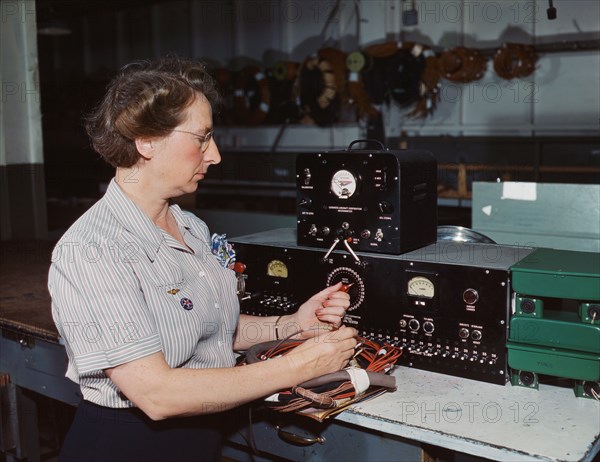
<box><xmin>267</xmin><ymin>259</ymin><xmax>288</xmax><ymax>278</ymax></box>
<box><xmin>330</xmin><ymin>169</ymin><xmax>357</xmax><ymax>199</ymax></box>
<box><xmin>326</xmin><ymin>266</ymin><xmax>365</xmax><ymax>311</ymax></box>
<box><xmin>407</xmin><ymin>276</ymin><xmax>435</xmax><ymax>299</ymax></box>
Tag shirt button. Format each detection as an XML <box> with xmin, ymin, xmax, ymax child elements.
<box><xmin>215</xmin><ymin>303</ymin><xmax>220</xmax><ymax>308</ymax></box>
<box><xmin>199</xmin><ymin>271</ymin><xmax>205</xmax><ymax>277</ymax></box>
<box><xmin>218</xmin><ymin>340</ymin><xmax>223</xmax><ymax>346</ymax></box>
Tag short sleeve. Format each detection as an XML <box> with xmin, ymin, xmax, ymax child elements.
<box><xmin>48</xmin><ymin>233</ymin><xmax>162</xmax><ymax>375</ymax></box>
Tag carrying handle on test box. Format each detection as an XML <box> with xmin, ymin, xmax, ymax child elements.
<box><xmin>346</xmin><ymin>139</ymin><xmax>388</xmax><ymax>151</ymax></box>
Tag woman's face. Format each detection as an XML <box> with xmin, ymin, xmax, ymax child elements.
<box><xmin>146</xmin><ymin>94</ymin><xmax>221</xmax><ymax>197</ymax></box>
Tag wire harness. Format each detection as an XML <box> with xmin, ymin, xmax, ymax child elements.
<box><xmin>240</xmin><ymin>333</ymin><xmax>401</xmax><ymax>418</ymax></box>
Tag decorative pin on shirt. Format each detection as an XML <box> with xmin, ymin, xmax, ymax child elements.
<box><xmin>167</xmin><ymin>288</ymin><xmax>180</xmax><ymax>295</ymax></box>
<box><xmin>180</xmin><ymin>297</ymin><xmax>194</xmax><ymax>310</ymax></box>
<box><xmin>211</xmin><ymin>233</ymin><xmax>236</xmax><ymax>269</ymax></box>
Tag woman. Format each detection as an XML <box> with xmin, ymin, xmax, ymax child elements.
<box><xmin>48</xmin><ymin>56</ymin><xmax>357</xmax><ymax>462</ymax></box>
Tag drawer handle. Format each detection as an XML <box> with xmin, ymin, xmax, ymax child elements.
<box><xmin>276</xmin><ymin>426</ymin><xmax>326</xmax><ymax>446</ymax></box>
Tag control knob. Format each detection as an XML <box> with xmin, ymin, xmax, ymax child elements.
<box><xmin>463</xmin><ymin>288</ymin><xmax>479</xmax><ymax>304</ymax></box>
<box><xmin>471</xmin><ymin>330</ymin><xmax>482</xmax><ymax>341</ymax></box>
<box><xmin>423</xmin><ymin>321</ymin><xmax>435</xmax><ymax>334</ymax></box>
<box><xmin>378</xmin><ymin>201</ymin><xmax>394</xmax><ymax>214</ymax></box>
<box><xmin>299</xmin><ymin>197</ymin><xmax>312</xmax><ymax>208</ymax></box>
<box><xmin>458</xmin><ymin>328</ymin><xmax>470</xmax><ymax>339</ymax></box>
<box><xmin>303</xmin><ymin>168</ymin><xmax>312</xmax><ymax>185</ymax></box>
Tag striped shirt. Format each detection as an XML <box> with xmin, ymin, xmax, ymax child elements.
<box><xmin>48</xmin><ymin>179</ymin><xmax>240</xmax><ymax>408</ymax></box>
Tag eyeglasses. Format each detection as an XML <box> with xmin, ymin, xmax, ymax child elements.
<box><xmin>171</xmin><ymin>129</ymin><xmax>214</xmax><ymax>152</ymax></box>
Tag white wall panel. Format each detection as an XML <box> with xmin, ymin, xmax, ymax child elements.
<box><xmin>231</xmin><ymin>0</ymin><xmax>284</xmax><ymax>65</ymax></box>
<box><xmin>463</xmin><ymin>0</ymin><xmax>536</xmax><ymax>46</ymax></box>
<box><xmin>284</xmin><ymin>1</ymin><xmax>348</xmax><ymax>61</ymax></box>
<box><xmin>536</xmin><ymin>0</ymin><xmax>600</xmax><ymax>37</ymax></box>
<box><xmin>404</xmin><ymin>0</ymin><xmax>466</xmax><ymax>47</ymax></box>
<box><xmin>534</xmin><ymin>51</ymin><xmax>600</xmax><ymax>128</ymax></box>
<box><xmin>190</xmin><ymin>1</ymin><xmax>235</xmax><ymax>64</ymax></box>
<box><xmin>357</xmin><ymin>0</ymin><xmax>396</xmax><ymax>46</ymax></box>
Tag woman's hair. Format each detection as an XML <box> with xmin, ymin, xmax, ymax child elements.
<box><xmin>85</xmin><ymin>55</ymin><xmax>221</xmax><ymax>168</ymax></box>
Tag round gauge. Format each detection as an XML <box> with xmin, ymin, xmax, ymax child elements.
<box><xmin>267</xmin><ymin>259</ymin><xmax>288</xmax><ymax>278</ymax></box>
<box><xmin>330</xmin><ymin>169</ymin><xmax>357</xmax><ymax>199</ymax></box>
<box><xmin>407</xmin><ymin>276</ymin><xmax>435</xmax><ymax>299</ymax></box>
<box><xmin>326</xmin><ymin>266</ymin><xmax>365</xmax><ymax>311</ymax></box>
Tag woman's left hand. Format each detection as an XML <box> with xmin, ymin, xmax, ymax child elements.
<box><xmin>286</xmin><ymin>282</ymin><xmax>350</xmax><ymax>338</ymax></box>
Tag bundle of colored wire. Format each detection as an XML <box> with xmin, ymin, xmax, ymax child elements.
<box><xmin>242</xmin><ymin>335</ymin><xmax>401</xmax><ymax>413</ymax></box>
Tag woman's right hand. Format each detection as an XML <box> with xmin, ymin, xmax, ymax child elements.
<box><xmin>283</xmin><ymin>325</ymin><xmax>358</xmax><ymax>379</ymax></box>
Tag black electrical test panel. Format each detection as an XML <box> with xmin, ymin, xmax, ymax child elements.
<box><xmin>296</xmin><ymin>141</ymin><xmax>437</xmax><ymax>255</ymax></box>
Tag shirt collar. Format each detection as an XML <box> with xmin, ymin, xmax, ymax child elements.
<box><xmin>169</xmin><ymin>202</ymin><xmax>200</xmax><ymax>240</ymax></box>
<box><xmin>103</xmin><ymin>178</ymin><xmax>196</xmax><ymax>262</ymax></box>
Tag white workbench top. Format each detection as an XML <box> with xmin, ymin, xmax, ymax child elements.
<box><xmin>339</xmin><ymin>367</ymin><xmax>600</xmax><ymax>462</ymax></box>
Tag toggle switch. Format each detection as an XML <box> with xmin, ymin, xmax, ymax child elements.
<box><xmin>378</xmin><ymin>201</ymin><xmax>394</xmax><ymax>214</ymax></box>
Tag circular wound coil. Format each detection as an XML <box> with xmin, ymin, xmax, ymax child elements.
<box><xmin>361</xmin><ymin>41</ymin><xmax>426</xmax><ymax>108</ymax></box>
<box><xmin>233</xmin><ymin>66</ymin><xmax>271</xmax><ymax>126</ymax></box>
<box><xmin>268</xmin><ymin>62</ymin><xmax>301</xmax><ymax>124</ymax></box>
<box><xmin>272</xmin><ymin>61</ymin><xmax>300</xmax><ymax>81</ymax></box>
<box><xmin>439</xmin><ymin>47</ymin><xmax>487</xmax><ymax>83</ymax></box>
<box><xmin>297</xmin><ymin>48</ymin><xmax>347</xmax><ymax>126</ymax></box>
<box><xmin>493</xmin><ymin>43</ymin><xmax>538</xmax><ymax>80</ymax></box>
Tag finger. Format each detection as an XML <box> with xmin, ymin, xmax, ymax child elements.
<box><xmin>320</xmin><ymin>297</ymin><xmax>350</xmax><ymax>309</ymax></box>
<box><xmin>326</xmin><ymin>325</ymin><xmax>357</xmax><ymax>341</ymax></box>
<box><xmin>316</xmin><ymin>303</ymin><xmax>347</xmax><ymax>324</ymax></box>
<box><xmin>317</xmin><ymin>305</ymin><xmax>346</xmax><ymax>316</ymax></box>
<box><xmin>309</xmin><ymin>282</ymin><xmax>343</xmax><ymax>301</ymax></box>
<box><xmin>337</xmin><ymin>325</ymin><xmax>359</xmax><ymax>338</ymax></box>
<box><xmin>315</xmin><ymin>314</ymin><xmax>343</xmax><ymax>328</ymax></box>
<box><xmin>325</xmin><ymin>291</ymin><xmax>351</xmax><ymax>302</ymax></box>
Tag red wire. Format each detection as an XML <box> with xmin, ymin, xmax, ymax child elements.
<box><xmin>258</xmin><ymin>337</ymin><xmax>402</xmax><ymax>411</ymax></box>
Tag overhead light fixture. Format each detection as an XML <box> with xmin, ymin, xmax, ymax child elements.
<box><xmin>402</xmin><ymin>0</ymin><xmax>418</xmax><ymax>26</ymax></box>
<box><xmin>547</xmin><ymin>0</ymin><xmax>557</xmax><ymax>20</ymax></box>
<box><xmin>38</xmin><ymin>19</ymin><xmax>72</xmax><ymax>36</ymax></box>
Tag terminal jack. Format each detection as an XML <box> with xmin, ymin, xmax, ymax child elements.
<box><xmin>587</xmin><ymin>305</ymin><xmax>600</xmax><ymax>323</ymax></box>
<box><xmin>518</xmin><ymin>371</ymin><xmax>537</xmax><ymax>387</ymax></box>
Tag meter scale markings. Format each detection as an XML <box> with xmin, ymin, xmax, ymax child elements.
<box><xmin>326</xmin><ymin>266</ymin><xmax>365</xmax><ymax>311</ymax></box>
<box><xmin>408</xmin><ymin>276</ymin><xmax>435</xmax><ymax>299</ymax></box>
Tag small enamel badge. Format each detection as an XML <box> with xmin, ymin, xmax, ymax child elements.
<box><xmin>180</xmin><ymin>297</ymin><xmax>194</xmax><ymax>310</ymax></box>
<box><xmin>167</xmin><ymin>288</ymin><xmax>180</xmax><ymax>295</ymax></box>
